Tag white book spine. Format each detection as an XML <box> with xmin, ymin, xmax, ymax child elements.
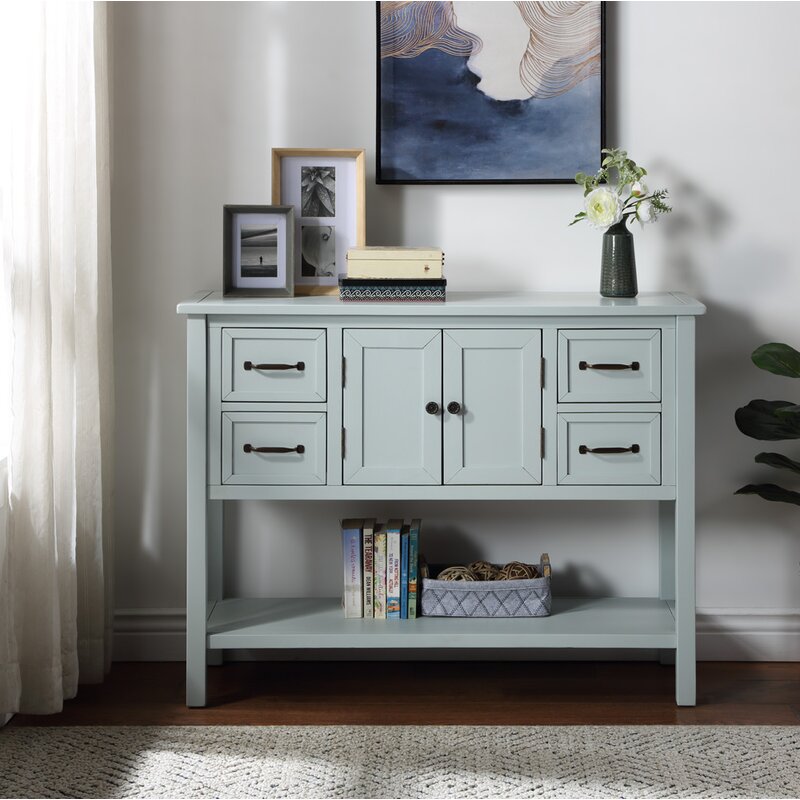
<box><xmin>342</xmin><ymin>527</ymin><xmax>363</xmax><ymax>618</ymax></box>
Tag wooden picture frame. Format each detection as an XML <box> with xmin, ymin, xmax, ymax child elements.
<box><xmin>223</xmin><ymin>205</ymin><xmax>294</xmax><ymax>297</ymax></box>
<box><xmin>272</xmin><ymin>148</ymin><xmax>366</xmax><ymax>295</ymax></box>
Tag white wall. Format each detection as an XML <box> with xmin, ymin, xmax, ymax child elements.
<box><xmin>110</xmin><ymin>1</ymin><xmax>800</xmax><ymax>659</ymax></box>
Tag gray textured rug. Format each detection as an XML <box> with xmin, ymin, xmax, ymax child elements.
<box><xmin>1</xmin><ymin>725</ymin><xmax>798</xmax><ymax>798</ymax></box>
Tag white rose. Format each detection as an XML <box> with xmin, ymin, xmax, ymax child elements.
<box><xmin>631</xmin><ymin>181</ymin><xmax>648</xmax><ymax>197</ymax></box>
<box><xmin>636</xmin><ymin>199</ymin><xmax>654</xmax><ymax>224</ymax></box>
<box><xmin>584</xmin><ymin>187</ymin><xmax>622</xmax><ymax>230</ymax></box>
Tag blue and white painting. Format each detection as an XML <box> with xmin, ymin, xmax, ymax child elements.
<box><xmin>378</xmin><ymin>1</ymin><xmax>603</xmax><ymax>183</ymax></box>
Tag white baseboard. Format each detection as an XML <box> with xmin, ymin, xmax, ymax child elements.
<box><xmin>113</xmin><ymin>606</ymin><xmax>800</xmax><ymax>663</ymax></box>
<box><xmin>696</xmin><ymin>608</ymin><xmax>800</xmax><ymax>661</ymax></box>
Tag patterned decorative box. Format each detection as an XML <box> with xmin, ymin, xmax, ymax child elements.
<box><xmin>420</xmin><ymin>555</ymin><xmax>551</xmax><ymax>618</ymax></box>
<box><xmin>338</xmin><ymin>278</ymin><xmax>446</xmax><ymax>302</ymax></box>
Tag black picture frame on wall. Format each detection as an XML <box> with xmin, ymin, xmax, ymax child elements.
<box><xmin>376</xmin><ymin>1</ymin><xmax>606</xmax><ymax>185</ymax></box>
<box><xmin>223</xmin><ymin>205</ymin><xmax>295</xmax><ymax>297</ymax></box>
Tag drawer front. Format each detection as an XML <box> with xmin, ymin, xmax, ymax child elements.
<box><xmin>558</xmin><ymin>329</ymin><xmax>661</xmax><ymax>402</ymax></box>
<box><xmin>557</xmin><ymin>413</ymin><xmax>660</xmax><ymax>485</ymax></box>
<box><xmin>221</xmin><ymin>328</ymin><xmax>326</xmax><ymax>402</ymax></box>
<box><xmin>222</xmin><ymin>412</ymin><xmax>326</xmax><ymax>484</ymax></box>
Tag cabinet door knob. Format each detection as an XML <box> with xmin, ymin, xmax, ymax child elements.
<box><xmin>425</xmin><ymin>401</ymin><xmax>440</xmax><ymax>415</ymax></box>
<box><xmin>447</xmin><ymin>401</ymin><xmax>462</xmax><ymax>415</ymax></box>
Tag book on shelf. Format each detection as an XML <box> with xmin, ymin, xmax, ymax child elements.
<box><xmin>338</xmin><ymin>278</ymin><xmax>446</xmax><ymax>303</ymax></box>
<box><xmin>408</xmin><ymin>518</ymin><xmax>421</xmax><ymax>619</ymax></box>
<box><xmin>386</xmin><ymin>518</ymin><xmax>403</xmax><ymax>619</ymax></box>
<box><xmin>373</xmin><ymin>524</ymin><xmax>387</xmax><ymax>619</ymax></box>
<box><xmin>341</xmin><ymin>518</ymin><xmax>363</xmax><ymax>618</ymax></box>
<box><xmin>400</xmin><ymin>525</ymin><xmax>410</xmax><ymax>619</ymax></box>
<box><xmin>346</xmin><ymin>247</ymin><xmax>444</xmax><ymax>280</ymax></box>
<box><xmin>362</xmin><ymin>518</ymin><xmax>375</xmax><ymax>620</ymax></box>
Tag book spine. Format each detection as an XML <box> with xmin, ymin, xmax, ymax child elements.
<box><xmin>373</xmin><ymin>531</ymin><xmax>387</xmax><ymax>619</ymax></box>
<box><xmin>342</xmin><ymin>526</ymin><xmax>363</xmax><ymax>618</ymax></box>
<box><xmin>347</xmin><ymin>247</ymin><xmax>443</xmax><ymax>262</ymax></box>
<box><xmin>400</xmin><ymin>529</ymin><xmax>409</xmax><ymax>619</ymax></box>
<box><xmin>347</xmin><ymin>262</ymin><xmax>444</xmax><ymax>280</ymax></box>
<box><xmin>386</xmin><ymin>529</ymin><xmax>401</xmax><ymax>619</ymax></box>
<box><xmin>362</xmin><ymin>525</ymin><xmax>374</xmax><ymax>619</ymax></box>
<box><xmin>408</xmin><ymin>520</ymin><xmax>420</xmax><ymax>619</ymax></box>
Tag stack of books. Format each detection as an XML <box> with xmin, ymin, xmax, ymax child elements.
<box><xmin>339</xmin><ymin>247</ymin><xmax>446</xmax><ymax>302</ymax></box>
<box><xmin>341</xmin><ymin>518</ymin><xmax>422</xmax><ymax>619</ymax></box>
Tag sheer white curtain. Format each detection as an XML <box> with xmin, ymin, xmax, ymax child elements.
<box><xmin>0</xmin><ymin>1</ymin><xmax>113</xmax><ymax>714</ymax></box>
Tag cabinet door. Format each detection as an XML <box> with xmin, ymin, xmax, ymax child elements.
<box><xmin>444</xmin><ymin>329</ymin><xmax>542</xmax><ymax>485</ymax></box>
<box><xmin>343</xmin><ymin>329</ymin><xmax>442</xmax><ymax>485</ymax></box>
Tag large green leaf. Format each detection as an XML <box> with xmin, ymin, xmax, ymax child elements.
<box><xmin>735</xmin><ymin>400</ymin><xmax>800</xmax><ymax>440</ymax></box>
<box><xmin>735</xmin><ymin>483</ymin><xmax>800</xmax><ymax>506</ymax></box>
<box><xmin>775</xmin><ymin>404</ymin><xmax>800</xmax><ymax>420</ymax></box>
<box><xmin>755</xmin><ymin>452</ymin><xmax>800</xmax><ymax>474</ymax></box>
<box><xmin>752</xmin><ymin>343</ymin><xmax>800</xmax><ymax>378</ymax></box>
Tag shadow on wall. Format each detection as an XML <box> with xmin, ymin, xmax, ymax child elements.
<box><xmin>656</xmin><ymin>163</ymin><xmax>800</xmax><ymax>589</ymax></box>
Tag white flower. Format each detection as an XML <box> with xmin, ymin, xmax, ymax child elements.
<box><xmin>636</xmin><ymin>200</ymin><xmax>654</xmax><ymax>224</ymax></box>
<box><xmin>584</xmin><ymin>187</ymin><xmax>622</xmax><ymax>230</ymax></box>
<box><xmin>631</xmin><ymin>181</ymin><xmax>647</xmax><ymax>197</ymax></box>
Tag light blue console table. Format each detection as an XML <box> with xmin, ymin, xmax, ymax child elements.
<box><xmin>177</xmin><ymin>291</ymin><xmax>705</xmax><ymax>707</ymax></box>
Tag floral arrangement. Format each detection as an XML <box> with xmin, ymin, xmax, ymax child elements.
<box><xmin>570</xmin><ymin>148</ymin><xmax>671</xmax><ymax>230</ymax></box>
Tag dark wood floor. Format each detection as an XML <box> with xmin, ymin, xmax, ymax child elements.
<box><xmin>9</xmin><ymin>661</ymin><xmax>800</xmax><ymax>726</ymax></box>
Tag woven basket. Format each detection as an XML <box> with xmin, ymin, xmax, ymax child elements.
<box><xmin>420</xmin><ymin>554</ymin><xmax>551</xmax><ymax>618</ymax></box>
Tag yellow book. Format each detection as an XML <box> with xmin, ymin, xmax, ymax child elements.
<box><xmin>346</xmin><ymin>247</ymin><xmax>444</xmax><ymax>279</ymax></box>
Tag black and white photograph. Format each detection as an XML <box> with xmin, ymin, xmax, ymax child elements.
<box><xmin>239</xmin><ymin>225</ymin><xmax>277</xmax><ymax>278</ymax></box>
<box><xmin>301</xmin><ymin>225</ymin><xmax>336</xmax><ymax>277</ymax></box>
<box><xmin>222</xmin><ymin>205</ymin><xmax>294</xmax><ymax>296</ymax></box>
<box><xmin>300</xmin><ymin>166</ymin><xmax>336</xmax><ymax>217</ymax></box>
<box><xmin>272</xmin><ymin>148</ymin><xmax>365</xmax><ymax>294</ymax></box>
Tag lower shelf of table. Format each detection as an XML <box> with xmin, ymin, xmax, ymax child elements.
<box><xmin>205</xmin><ymin>596</ymin><xmax>677</xmax><ymax>650</ymax></box>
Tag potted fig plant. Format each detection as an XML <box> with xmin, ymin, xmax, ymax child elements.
<box><xmin>735</xmin><ymin>342</ymin><xmax>800</xmax><ymax>506</ymax></box>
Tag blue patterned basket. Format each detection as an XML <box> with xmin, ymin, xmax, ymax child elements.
<box><xmin>420</xmin><ymin>555</ymin><xmax>551</xmax><ymax>618</ymax></box>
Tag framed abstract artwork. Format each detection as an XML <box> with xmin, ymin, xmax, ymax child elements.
<box><xmin>272</xmin><ymin>148</ymin><xmax>366</xmax><ymax>295</ymax></box>
<box><xmin>222</xmin><ymin>205</ymin><xmax>294</xmax><ymax>297</ymax></box>
<box><xmin>377</xmin><ymin>1</ymin><xmax>605</xmax><ymax>184</ymax></box>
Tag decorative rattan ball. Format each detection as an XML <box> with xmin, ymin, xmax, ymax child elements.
<box><xmin>437</xmin><ymin>565</ymin><xmax>478</xmax><ymax>581</ymax></box>
<box><xmin>499</xmin><ymin>561</ymin><xmax>538</xmax><ymax>580</ymax></box>
<box><xmin>468</xmin><ymin>560</ymin><xmax>502</xmax><ymax>581</ymax></box>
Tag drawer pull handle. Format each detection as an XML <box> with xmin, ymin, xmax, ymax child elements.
<box><xmin>579</xmin><ymin>444</ymin><xmax>640</xmax><ymax>455</ymax></box>
<box><xmin>447</xmin><ymin>401</ymin><xmax>462</xmax><ymax>415</ymax></box>
<box><xmin>243</xmin><ymin>443</ymin><xmax>305</xmax><ymax>454</ymax></box>
<box><xmin>425</xmin><ymin>401</ymin><xmax>440</xmax><ymax>415</ymax></box>
<box><xmin>243</xmin><ymin>361</ymin><xmax>305</xmax><ymax>372</ymax></box>
<box><xmin>579</xmin><ymin>360</ymin><xmax>640</xmax><ymax>371</ymax></box>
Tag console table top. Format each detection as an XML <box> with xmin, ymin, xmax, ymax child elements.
<box><xmin>177</xmin><ymin>291</ymin><xmax>706</xmax><ymax>317</ymax></box>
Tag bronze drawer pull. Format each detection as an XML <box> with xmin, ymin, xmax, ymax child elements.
<box><xmin>243</xmin><ymin>443</ymin><xmax>305</xmax><ymax>454</ymax></box>
<box><xmin>425</xmin><ymin>401</ymin><xmax>440</xmax><ymax>415</ymax></box>
<box><xmin>447</xmin><ymin>401</ymin><xmax>462</xmax><ymax>415</ymax></box>
<box><xmin>579</xmin><ymin>360</ymin><xmax>640</xmax><ymax>371</ymax></box>
<box><xmin>243</xmin><ymin>361</ymin><xmax>305</xmax><ymax>371</ymax></box>
<box><xmin>579</xmin><ymin>444</ymin><xmax>640</xmax><ymax>455</ymax></box>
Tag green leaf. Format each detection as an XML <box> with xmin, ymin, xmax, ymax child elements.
<box><xmin>735</xmin><ymin>483</ymin><xmax>800</xmax><ymax>507</ymax></box>
<box><xmin>754</xmin><ymin>452</ymin><xmax>800</xmax><ymax>474</ymax></box>
<box><xmin>735</xmin><ymin>399</ymin><xmax>800</xmax><ymax>440</ymax></box>
<box><xmin>775</xmin><ymin>404</ymin><xmax>800</xmax><ymax>420</ymax></box>
<box><xmin>752</xmin><ymin>343</ymin><xmax>800</xmax><ymax>378</ymax></box>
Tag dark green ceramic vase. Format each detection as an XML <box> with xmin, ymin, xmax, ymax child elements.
<box><xmin>600</xmin><ymin>220</ymin><xmax>638</xmax><ymax>298</ymax></box>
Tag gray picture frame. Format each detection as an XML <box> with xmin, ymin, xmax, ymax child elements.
<box><xmin>223</xmin><ymin>205</ymin><xmax>295</xmax><ymax>297</ymax></box>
